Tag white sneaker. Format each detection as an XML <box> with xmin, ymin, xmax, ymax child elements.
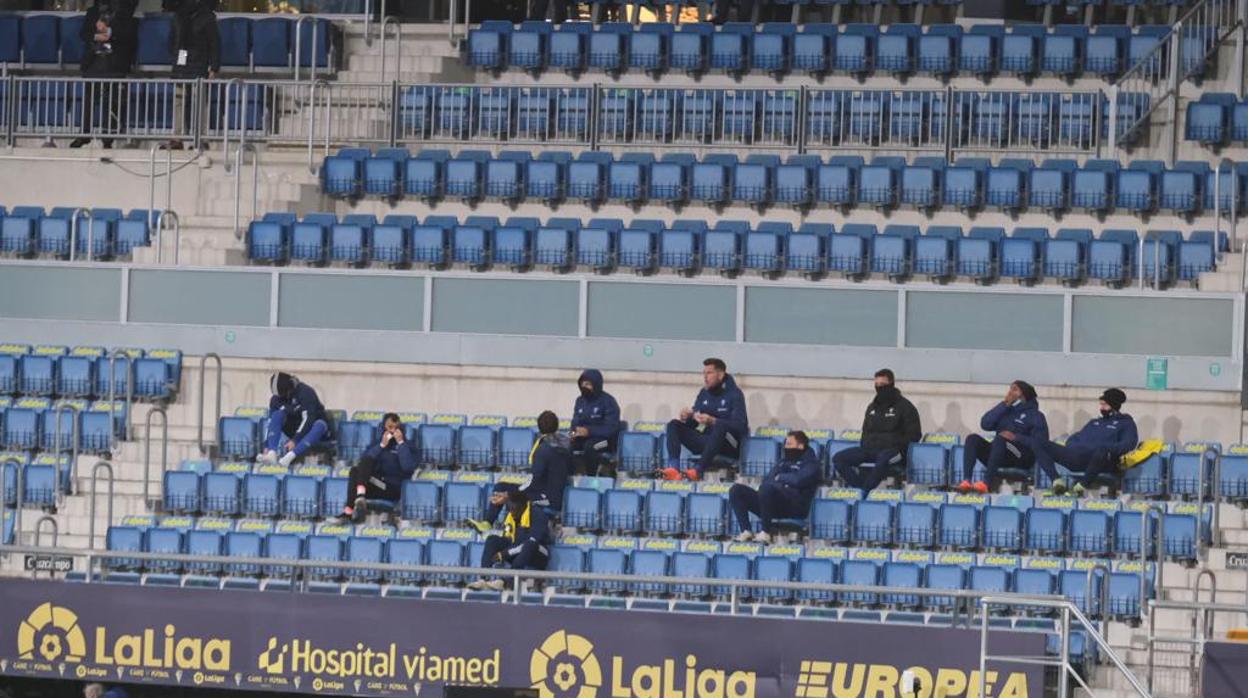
<box><xmin>753</xmin><ymin>531</ymin><xmax>772</xmax><ymax>545</ymax></box>
<box><xmin>484</xmin><ymin>579</ymin><xmax>506</xmax><ymax>592</ymax></box>
<box><xmin>256</xmin><ymin>450</ymin><xmax>278</xmax><ymax>465</ymax></box>
<box><xmin>278</xmin><ymin>451</ymin><xmax>296</xmax><ymax>467</ymax></box>
<box><xmin>733</xmin><ymin>531</ymin><xmax>754</xmax><ymax>543</ymax></box>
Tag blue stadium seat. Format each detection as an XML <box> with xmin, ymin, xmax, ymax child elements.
<box><xmin>509</xmin><ymin>21</ymin><xmax>550</xmax><ymax>71</ymax></box>
<box><xmin>752</xmin><ymin>23</ymin><xmax>793</xmax><ymax>75</ymax></box>
<box><xmin>943</xmin><ymin>161</ymin><xmax>984</xmax><ymax>211</ymax></box>
<box><xmin>603</xmin><ymin>489</ymin><xmax>641</xmax><ymax>533</ymax></box>
<box><xmin>754</xmin><ymin>556</ymin><xmax>794</xmax><ymax>601</ymax></box>
<box><xmin>617</xmin><ymin>432</ymin><xmax>657</xmax><ymax>474</ymax></box>
<box><xmin>854</xmin><ymin>500</ymin><xmax>893</xmax><ymax>546</ymax></box>
<box><xmin>836</xmin><ymin>24</ymin><xmax>876</xmax><ymax>75</ymax></box>
<box><xmin>794</xmin><ymin>24</ymin><xmax>834</xmax><ymax>75</ymax></box>
<box><xmin>446</xmin><ymin>151</ymin><xmax>488</xmax><ymax>203</ymax></box>
<box><xmin>712</xmin><ymin>553</ymin><xmax>751</xmax><ymax>599</ymax></box>
<box><xmin>919</xmin><ymin>25</ymin><xmax>960</xmax><ymax>76</ymax></box>
<box><xmin>1107</xmin><ymin>570</ymin><xmax>1148</xmax><ymax>620</ymax></box>
<box><xmin>710</xmin><ymin>23</ymin><xmax>752</xmax><ymax>75</ymax></box>
<box><xmin>588</xmin><ymin>22</ymin><xmax>629</xmax><ymax>74</ymax></box>
<box><xmin>646</xmin><ymin>490</ymin><xmax>684</xmax><ymax>535</ymax></box>
<box><xmin>670</xmin><ymin>23</ymin><xmax>711</xmax><ymax>75</ymax></box>
<box><xmin>218</xmin><ymin>416</ymin><xmax>258</xmax><ymax>459</ymax></box>
<box><xmin>585</xmin><ymin>548</ymin><xmax>627</xmax><ymax>593</ymax></box>
<box><xmin>263</xmin><ymin>533</ymin><xmax>304</xmax><ymax>577</ymax></box>
<box><xmin>906</xmin><ymin>443</ymin><xmax>948</xmax><ymax>487</ymax></box>
<box><xmin>252</xmin><ymin>17</ymin><xmax>294</xmax><ymax>67</ymax></box>
<box><xmin>877</xmin><ymin>24</ymin><xmax>919</xmax><ymax>75</ymax></box>
<box><xmin>795</xmin><ymin>557</ymin><xmax>835</xmax><ymax>603</ymax></box>
<box><xmin>960</xmin><ymin>25</ymin><xmax>1000</xmax><ymax>76</ymax></box>
<box><xmin>145</xmin><ymin>528</ymin><xmax>184</xmax><ymax>573</ymax></box>
<box><xmin>549</xmin><ymin>22</ymin><xmax>589</xmax><ymax>74</ymax></box>
<box><xmin>659</xmin><ymin>228</ymin><xmax>699</xmax><ymax>274</ymax></box>
<box><xmin>162</xmin><ymin>470</ymin><xmax>200</xmax><ymax>513</ymax></box>
<box><xmin>1069</xmin><ymin>509</ymin><xmax>1112</xmax><ymax>556</ymax></box>
<box><xmin>940</xmin><ymin>503</ymin><xmax>979</xmax><ymax>548</ymax></box>
<box><xmin>969</xmin><ymin>565</ymin><xmax>1011</xmax><ymax>596</ymax></box>
<box><xmin>442</xmin><ymin>482</ymin><xmax>484</xmax><ymax>523</ymax></box>
<box><xmin>3</xmin><ymin>408</ymin><xmax>41</xmax><ymax>450</ymax></box>
<box><xmin>702</xmin><ymin>229</ymin><xmax>741</xmax><ymax>276</ymax></box>
<box><xmin>467</xmin><ymin>20</ymin><xmax>510</xmax><ymax>69</ymax></box>
<box><xmin>1002</xmin><ymin>24</ymin><xmax>1043</xmax><ymax>77</ymax></box>
<box><xmin>202</xmin><ymin>471</ymin><xmax>241</xmax><ymax>516</ymax></box>
<box><xmin>1043</xmin><ymin>25</ymin><xmax>1085</xmax><ymax>78</ymax></box>
<box><xmin>686</xmin><ymin>492</ymin><xmax>726</xmax><ymax>537</ymax></box>
<box><xmin>1113</xmin><ymin>509</ymin><xmax>1154</xmax><ymax>557</ymax></box>
<box><xmin>882</xmin><ymin>562</ymin><xmax>922</xmax><ymax>608</ymax></box>
<box><xmin>562</xmin><ymin>487</ymin><xmax>601</xmax><ymax>530</ymax></box>
<box><xmin>924</xmin><ymin>564</ymin><xmax>965</xmax><ymax>610</ymax></box>
<box><xmin>982</xmin><ymin>506</ymin><xmax>1022</xmax><ymax>551</ymax></box>
<box><xmin>21</xmin><ymin>15</ymin><xmax>60</xmax><ymax>64</ymax></box>
<box><xmin>828</xmin><ymin>229</ymin><xmax>868</xmax><ymax>279</ymax></box>
<box><xmin>281</xmin><ymin>475</ymin><xmax>320</xmax><ymax>519</ymax></box>
<box><xmin>242</xmin><ymin>473</ymin><xmax>281</xmax><ymax>517</ymax></box>
<box><xmin>840</xmin><ymin>559</ymin><xmax>881</xmax><ymax>605</ymax></box>
<box><xmin>810</xmin><ymin>499</ymin><xmax>850</xmax><ymax>543</ymax></box>
<box><xmin>21</xmin><ymin>463</ymin><xmax>57</xmax><ymax>508</ymax></box>
<box><xmin>1026</xmin><ymin>508</ymin><xmax>1067</xmax><ymax>554</ymax></box>
<box><xmin>671</xmin><ymin>551</ymin><xmax>710</xmax><ymax>597</ymax></box>
<box><xmin>629</xmin><ymin>23</ymin><xmax>670</xmax><ymax>74</ymax></box>
<box><xmin>401</xmin><ymin>480</ymin><xmax>441</xmax><ymax>523</ymax></box>
<box><xmin>629</xmin><ymin>549</ymin><xmax>669</xmax><ymax>595</ymax></box>
<box><xmin>896</xmin><ymin>501</ymin><xmax>936</xmax><ymax>547</ymax></box>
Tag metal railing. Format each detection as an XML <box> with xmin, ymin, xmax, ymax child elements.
<box><xmin>979</xmin><ymin>596</ymin><xmax>1150</xmax><ymax>698</ymax></box>
<box><xmin>33</xmin><ymin>516</ymin><xmax>59</xmax><ymax>551</ymax></box>
<box><xmin>143</xmin><ymin>406</ymin><xmax>168</xmax><ymax>507</ymax></box>
<box><xmin>1146</xmin><ymin>592</ymin><xmax>1248</xmax><ymax>696</ymax></box>
<box><xmin>49</xmin><ymin>402</ymin><xmax>80</xmax><ymax>495</ymax></box>
<box><xmin>106</xmin><ymin>348</ymin><xmax>136</xmax><ymax>447</ymax></box>
<box><xmin>3</xmin><ymin>76</ymin><xmax>201</xmax><ymax>147</ymax></box>
<box><xmin>197</xmin><ymin>353</ymin><xmax>223</xmax><ymax>456</ymax></box>
<box><xmin>232</xmin><ymin>143</ymin><xmax>260</xmax><ymax>241</ymax></box>
<box><xmin>379</xmin><ymin>17</ymin><xmax>404</xmax><ymax>84</ymax></box>
<box><xmin>1109</xmin><ymin>0</ymin><xmax>1244</xmax><ymax>160</ymax></box>
<box><xmin>2</xmin><ymin>457</ymin><xmax>24</xmax><ymax>546</ymax></box>
<box><xmin>67</xmin><ymin>207</ymin><xmax>94</xmax><ymax>262</ymax></box>
<box><xmin>88</xmin><ymin>461</ymin><xmax>114</xmax><ymax>551</ymax></box>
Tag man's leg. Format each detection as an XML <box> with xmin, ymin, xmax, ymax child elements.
<box><xmin>758</xmin><ymin>483</ymin><xmax>807</xmax><ymax>530</ymax></box>
<box><xmin>859</xmin><ymin>449</ymin><xmax>903</xmax><ymax>492</ymax></box>
<box><xmin>694</xmin><ymin>422</ymin><xmax>741</xmax><ymax>475</ymax></box>
<box><xmin>664</xmin><ymin>420</ymin><xmax>707</xmax><ymax>470</ymax></box>
<box><xmin>508</xmin><ymin>539</ymin><xmax>549</xmax><ymax>571</ymax></box>
<box><xmin>962</xmin><ymin>434</ymin><xmax>991</xmax><ymax>481</ymax></box>
<box><xmin>728</xmin><ymin>483</ymin><xmax>761</xmax><ymax>532</ymax></box>
<box><xmin>480</xmin><ymin>535</ymin><xmax>509</xmax><ymax>568</ymax></box>
<box><xmin>289</xmin><ymin>419</ymin><xmax>329</xmax><ymax>458</ymax></box>
<box><xmin>1075</xmin><ymin>448</ymin><xmax>1116</xmax><ymax>488</ymax></box>
<box><xmin>263</xmin><ymin>409</ymin><xmax>286</xmax><ymax>453</ymax></box>
<box><xmin>832</xmin><ymin>447</ymin><xmax>871</xmax><ymax>488</ymax></box>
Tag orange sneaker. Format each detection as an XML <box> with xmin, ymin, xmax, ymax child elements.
<box><xmin>971</xmin><ymin>481</ymin><xmax>989</xmax><ymax>494</ymax></box>
<box><xmin>659</xmin><ymin>467</ymin><xmax>683</xmax><ymax>481</ymax></box>
<box><xmin>955</xmin><ymin>480</ymin><xmax>972</xmax><ymax>493</ymax></box>
<box><xmin>683</xmin><ymin>469</ymin><xmax>701</xmax><ymax>482</ymax></box>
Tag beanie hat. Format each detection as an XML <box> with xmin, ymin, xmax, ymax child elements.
<box><xmin>1100</xmin><ymin>388</ymin><xmax>1127</xmax><ymax>412</ymax></box>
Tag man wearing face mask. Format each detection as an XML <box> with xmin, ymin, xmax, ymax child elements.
<box><xmin>956</xmin><ymin>380</ymin><xmax>1049</xmax><ymax>494</ymax></box>
<box><xmin>729</xmin><ymin>431</ymin><xmax>821</xmax><ymax>544</ymax></box>
<box><xmin>832</xmin><ymin>369</ymin><xmax>922</xmax><ymax>494</ymax></box>
<box><xmin>338</xmin><ymin>413</ymin><xmax>416</xmax><ymax>523</ymax></box>
<box><xmin>569</xmin><ymin>369</ymin><xmax>621</xmax><ymax>477</ymax></box>
<box><xmin>1034</xmin><ymin>389</ymin><xmax>1138</xmax><ymax>496</ymax></box>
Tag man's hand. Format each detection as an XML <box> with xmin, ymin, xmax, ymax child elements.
<box><xmin>679</xmin><ymin>407</ymin><xmax>694</xmax><ymax>422</ymax></box>
<box><xmin>392</xmin><ymin>429</ymin><xmax>405</xmax><ymax>445</ymax></box>
<box><xmin>284</xmin><ymin>440</ymin><xmax>296</xmax><ymax>452</ymax></box>
<box><xmin>207</xmin><ymin>70</ymin><xmax>217</xmax><ymax>80</ymax></box>
<box><xmin>489</xmin><ymin>492</ymin><xmax>507</xmax><ymax>506</ymax></box>
<box><xmin>694</xmin><ymin>412</ymin><xmax>716</xmax><ymax>426</ymax></box>
<box><xmin>573</xmin><ymin>426</ymin><xmax>589</xmax><ymax>438</ymax></box>
<box><xmin>999</xmin><ymin>431</ymin><xmax>1016</xmax><ymax>441</ymax></box>
<box><xmin>381</xmin><ymin>430</ymin><xmax>394</xmax><ymax>447</ymax></box>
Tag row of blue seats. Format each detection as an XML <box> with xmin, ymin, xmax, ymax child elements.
<box><xmin>465</xmin><ymin>21</ymin><xmax>1181</xmax><ymax>81</ymax></box>
<box><xmin>0</xmin><ymin>344</ymin><xmax>181</xmax><ymax>400</ymax></box>
<box><xmin>0</xmin><ymin>207</ymin><xmax>156</xmax><ymax>259</ymax></box>
<box><xmin>100</xmin><ymin>521</ymin><xmax>1151</xmax><ymax>620</ymax></box>
<box><xmin>0</xmin><ymin>398</ymin><xmax>127</xmax><ymax>454</ymax></box>
<box><xmin>1185</xmin><ymin>92</ymin><xmax>1248</xmax><ymax>146</ymax></box>
<box><xmin>8</xmin><ymin>80</ymin><xmax>267</xmax><ymax>133</ymax></box>
<box><xmin>249</xmin><ymin>211</ymin><xmax>1217</xmax><ymax>289</ymax></box>
<box><xmin>1</xmin><ymin>454</ymin><xmax>71</xmax><ymax>506</ymax></box>
<box><xmin>322</xmin><ymin>149</ymin><xmax>1229</xmax><ymax>221</ymax></box>
<box><xmin>396</xmin><ymin>86</ymin><xmax>1151</xmax><ymax>149</ymax></box>
<box><xmin>0</xmin><ymin>14</ymin><xmax>335</xmax><ymax>70</ymax></box>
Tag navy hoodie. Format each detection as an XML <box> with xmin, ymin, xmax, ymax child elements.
<box><xmin>268</xmin><ymin>373</ymin><xmax>329</xmax><ymax>441</ymax></box>
<box><xmin>686</xmin><ymin>373</ymin><xmax>749</xmax><ymax>439</ymax></box>
<box><xmin>523</xmin><ymin>432</ymin><xmax>571</xmax><ymax>510</ymax></box>
<box><xmin>504</xmin><ymin>502</ymin><xmax>553</xmax><ymax>550</ymax></box>
<box><xmin>362</xmin><ymin>438</ymin><xmax>418</xmax><ymax>492</ymax></box>
<box><xmin>762</xmin><ymin>446</ymin><xmax>823</xmax><ymax>512</ymax></box>
<box><xmin>979</xmin><ymin>399</ymin><xmax>1049</xmax><ymax>450</ymax></box>
<box><xmin>1067</xmin><ymin>411</ymin><xmax>1138</xmax><ymax>456</ymax></box>
<box><xmin>571</xmin><ymin>369</ymin><xmax>622</xmax><ymax>450</ymax></box>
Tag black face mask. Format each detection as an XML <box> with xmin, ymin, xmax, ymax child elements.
<box><xmin>783</xmin><ymin>447</ymin><xmax>804</xmax><ymax>461</ymax></box>
<box><xmin>1100</xmin><ymin>408</ymin><xmax>1113</xmax><ymax>418</ymax></box>
<box><xmin>875</xmin><ymin>384</ymin><xmax>892</xmax><ymax>395</ymax></box>
<box><xmin>579</xmin><ymin>386</ymin><xmax>593</xmax><ymax>398</ymax></box>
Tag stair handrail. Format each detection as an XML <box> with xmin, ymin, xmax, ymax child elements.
<box><xmin>197</xmin><ymin>353</ymin><xmax>223</xmax><ymax>456</ymax></box>
<box><xmin>50</xmin><ymin>402</ymin><xmax>80</xmax><ymax>496</ymax></box>
<box><xmin>106</xmin><ymin>347</ymin><xmax>135</xmax><ymax>447</ymax></box>
<box><xmin>68</xmin><ymin>207</ymin><xmax>94</xmax><ymax>262</ymax></box>
<box><xmin>232</xmin><ymin>143</ymin><xmax>259</xmax><ymax>242</ymax></box>
<box><xmin>143</xmin><ymin>406</ymin><xmax>168</xmax><ymax>507</ymax></box>
<box><xmin>379</xmin><ymin>16</ymin><xmax>402</xmax><ymax>84</ymax></box>
<box><xmin>88</xmin><ymin>461</ymin><xmax>114</xmax><ymax>551</ymax></box>
<box><xmin>3</xmin><ymin>457</ymin><xmax>24</xmax><ymax>547</ymax></box>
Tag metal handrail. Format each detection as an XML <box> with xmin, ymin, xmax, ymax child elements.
<box><xmin>3</xmin><ymin>458</ymin><xmax>24</xmax><ymax>546</ymax></box>
<box><xmin>379</xmin><ymin>17</ymin><xmax>402</xmax><ymax>84</ymax></box>
<box><xmin>1086</xmin><ymin>563</ymin><xmax>1111</xmax><ymax>638</ymax></box>
<box><xmin>106</xmin><ymin>348</ymin><xmax>135</xmax><ymax>447</ymax></box>
<box><xmin>50</xmin><ymin>402</ymin><xmax>80</xmax><ymax>496</ymax></box>
<box><xmin>197</xmin><ymin>353</ymin><xmax>223</xmax><ymax>456</ymax></box>
<box><xmin>979</xmin><ymin>596</ymin><xmax>1150</xmax><ymax>698</ymax></box>
<box><xmin>307</xmin><ymin>79</ymin><xmax>330</xmax><ymax>175</ymax></box>
<box><xmin>147</xmin><ymin>144</ymin><xmax>173</xmax><ymax>256</ymax></box>
<box><xmin>1197</xmin><ymin>447</ymin><xmax>1222</xmax><ymax>556</ymax></box>
<box><xmin>33</xmin><ymin>516</ymin><xmax>58</xmax><ymax>551</ymax></box>
<box><xmin>293</xmin><ymin>15</ymin><xmax>321</xmax><ymax>83</ymax></box>
<box><xmin>143</xmin><ymin>406</ymin><xmax>168</xmax><ymax>506</ymax></box>
<box><xmin>220</xmin><ymin>78</ymin><xmax>249</xmax><ymax>160</ymax></box>
<box><xmin>88</xmin><ymin>461</ymin><xmax>113</xmax><ymax>552</ymax></box>
<box><xmin>157</xmin><ymin>210</ymin><xmax>182</xmax><ymax>265</ymax></box>
<box><xmin>232</xmin><ymin>143</ymin><xmax>259</xmax><ymax>241</ymax></box>
<box><xmin>68</xmin><ymin>207</ymin><xmax>94</xmax><ymax>262</ymax></box>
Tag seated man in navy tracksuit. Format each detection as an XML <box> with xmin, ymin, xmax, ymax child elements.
<box><xmin>570</xmin><ymin>369</ymin><xmax>622</xmax><ymax>477</ymax></box>
<box><xmin>661</xmin><ymin>358</ymin><xmax>749</xmax><ymax>482</ymax></box>
<box><xmin>338</xmin><ymin>413</ymin><xmax>417</xmax><ymax>523</ymax></box>
<box><xmin>257</xmin><ymin>372</ymin><xmax>332</xmax><ymax>467</ymax></box>
<box><xmin>729</xmin><ymin>430</ymin><xmax>822</xmax><ymax>544</ymax></box>
<box><xmin>832</xmin><ymin>369</ymin><xmax>923</xmax><ymax>494</ymax></box>
<box><xmin>467</xmin><ymin>488</ymin><xmax>552</xmax><ymax>591</ymax></box>
<box><xmin>467</xmin><ymin>410</ymin><xmax>570</xmax><ymax>533</ymax></box>
<box><xmin>1036</xmin><ymin>388</ymin><xmax>1139</xmax><ymax>496</ymax></box>
<box><xmin>956</xmin><ymin>380</ymin><xmax>1049</xmax><ymax>494</ymax></box>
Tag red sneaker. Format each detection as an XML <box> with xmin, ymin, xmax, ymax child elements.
<box><xmin>659</xmin><ymin>467</ymin><xmax>683</xmax><ymax>481</ymax></box>
<box><xmin>955</xmin><ymin>480</ymin><xmax>972</xmax><ymax>493</ymax></box>
<box><xmin>683</xmin><ymin>469</ymin><xmax>701</xmax><ymax>482</ymax></box>
<box><xmin>971</xmin><ymin>481</ymin><xmax>989</xmax><ymax>494</ymax></box>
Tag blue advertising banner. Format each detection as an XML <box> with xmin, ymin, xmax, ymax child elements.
<box><xmin>1202</xmin><ymin>642</ymin><xmax>1248</xmax><ymax>698</ymax></box>
<box><xmin>0</xmin><ymin>580</ymin><xmax>1044</xmax><ymax>698</ymax></box>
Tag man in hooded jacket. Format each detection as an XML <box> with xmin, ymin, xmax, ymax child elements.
<box><xmin>166</xmin><ymin>0</ymin><xmax>219</xmax><ymax>149</ymax></box>
<box><xmin>338</xmin><ymin>412</ymin><xmax>417</xmax><ymax>522</ymax></box>
<box><xmin>570</xmin><ymin>369</ymin><xmax>622</xmax><ymax>477</ymax></box>
<box><xmin>258</xmin><ymin>372</ymin><xmax>332</xmax><ymax>466</ymax></box>
<box><xmin>729</xmin><ymin>431</ymin><xmax>822</xmax><ymax>544</ymax></box>
<box><xmin>832</xmin><ymin>369</ymin><xmax>922</xmax><ymax>494</ymax></box>
<box><xmin>1035</xmin><ymin>388</ymin><xmax>1139</xmax><ymax>496</ymax></box>
<box><xmin>956</xmin><ymin>380</ymin><xmax>1050</xmax><ymax>494</ymax></box>
<box><xmin>71</xmin><ymin>0</ymin><xmax>137</xmax><ymax>148</ymax></box>
<box><xmin>467</xmin><ymin>410</ymin><xmax>570</xmax><ymax>532</ymax></box>
<box><xmin>661</xmin><ymin>358</ymin><xmax>749</xmax><ymax>481</ymax></box>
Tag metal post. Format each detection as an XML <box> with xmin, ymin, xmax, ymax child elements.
<box><xmin>977</xmin><ymin>600</ymin><xmax>990</xmax><ymax>698</ymax></box>
<box><xmin>88</xmin><ymin>461</ymin><xmax>114</xmax><ymax>551</ymax></box>
<box><xmin>69</xmin><ymin>208</ymin><xmax>92</xmax><ymax>262</ymax></box>
<box><xmin>197</xmin><ymin>353</ymin><xmax>223</xmax><ymax>456</ymax></box>
<box><xmin>1106</xmin><ymin>85</ymin><xmax>1119</xmax><ymax>153</ymax></box>
<box><xmin>143</xmin><ymin>406</ymin><xmax>168</xmax><ymax>506</ymax></box>
<box><xmin>1167</xmin><ymin>23</ymin><xmax>1183</xmax><ymax>166</ymax></box>
<box><xmin>161</xmin><ymin>210</ymin><xmax>182</xmax><ymax>266</ymax></box>
<box><xmin>106</xmin><ymin>348</ymin><xmax>135</xmax><ymax>446</ymax></box>
<box><xmin>1238</xmin><ymin>0</ymin><xmax>1248</xmax><ymax>98</ymax></box>
<box><xmin>1155</xmin><ymin>511</ymin><xmax>1167</xmax><ymax>599</ymax></box>
<box><xmin>1139</xmin><ymin>511</ymin><xmax>1149</xmax><ymax>625</ymax></box>
<box><xmin>1059</xmin><ymin>606</ymin><xmax>1072</xmax><ymax>698</ymax></box>
<box><xmin>50</xmin><ymin>403</ymin><xmax>80</xmax><ymax>496</ymax></box>
<box><xmin>4</xmin><ymin>458</ymin><xmax>23</xmax><ymax>546</ymax></box>
<box><xmin>365</xmin><ymin>0</ymin><xmax>374</xmax><ymax>48</ymax></box>
<box><xmin>294</xmin><ymin>16</ymin><xmax>308</xmax><ymax>81</ymax></box>
<box><xmin>1138</xmin><ymin>236</ymin><xmax>1146</xmax><ymax>290</ymax></box>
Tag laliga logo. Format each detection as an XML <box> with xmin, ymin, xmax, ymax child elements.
<box><xmin>531</xmin><ymin>631</ymin><xmax>603</xmax><ymax>698</ymax></box>
<box><xmin>17</xmin><ymin>603</ymin><xmax>86</xmax><ymax>664</ymax></box>
<box><xmin>259</xmin><ymin>638</ymin><xmax>290</xmax><ymax>675</ymax></box>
